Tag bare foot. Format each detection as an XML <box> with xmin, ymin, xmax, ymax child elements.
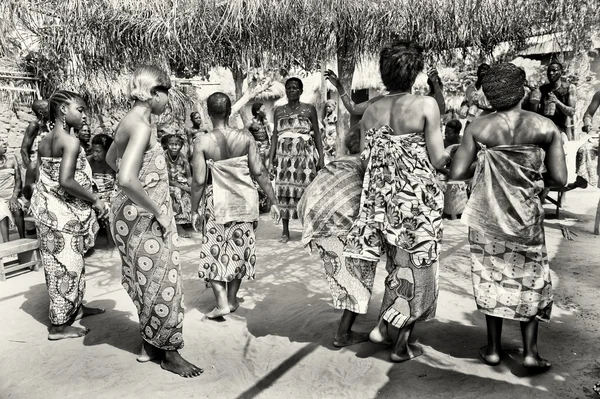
<box><xmin>48</xmin><ymin>325</ymin><xmax>90</xmax><ymax>341</ymax></box>
<box><xmin>137</xmin><ymin>342</ymin><xmax>163</xmax><ymax>363</ymax></box>
<box><xmin>74</xmin><ymin>305</ymin><xmax>105</xmax><ymax>321</ymax></box>
<box><xmin>390</xmin><ymin>343</ymin><xmax>423</xmax><ymax>363</ymax></box>
<box><xmin>205</xmin><ymin>307</ymin><xmax>230</xmax><ymax>319</ymax></box>
<box><xmin>369</xmin><ymin>321</ymin><xmax>392</xmax><ymax>345</ymax></box>
<box><xmin>279</xmin><ymin>234</ymin><xmax>289</xmax><ymax>243</ymax></box>
<box><xmin>161</xmin><ymin>350</ymin><xmax>203</xmax><ymax>378</ymax></box>
<box><xmin>228</xmin><ymin>298</ymin><xmax>240</xmax><ymax>313</ymax></box>
<box><xmin>523</xmin><ymin>355</ymin><xmax>551</xmax><ymax>371</ymax></box>
<box><xmin>333</xmin><ymin>331</ymin><xmax>369</xmax><ymax>347</ymax></box>
<box><xmin>479</xmin><ymin>345</ymin><xmax>501</xmax><ymax>366</ymax></box>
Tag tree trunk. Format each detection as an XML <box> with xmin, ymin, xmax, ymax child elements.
<box><xmin>231</xmin><ymin>65</ymin><xmax>248</xmax><ymax>127</ymax></box>
<box><xmin>336</xmin><ymin>42</ymin><xmax>356</xmax><ymax>157</ymax></box>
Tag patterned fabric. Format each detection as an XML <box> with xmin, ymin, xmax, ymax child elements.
<box><xmin>110</xmin><ymin>143</ymin><xmax>185</xmax><ymax>351</ymax></box>
<box><xmin>0</xmin><ymin>168</ymin><xmax>16</xmax><ymax>224</ymax></box>
<box><xmin>379</xmin><ymin>246</ymin><xmax>439</xmax><ymax>328</ymax></box>
<box><xmin>313</xmin><ymin>236</ymin><xmax>376</xmax><ymax>314</ymax></box>
<box><xmin>31</xmin><ymin>148</ymin><xmax>99</xmax><ymax>325</ymax></box>
<box><xmin>166</xmin><ymin>153</ymin><xmax>192</xmax><ymax>224</ymax></box>
<box><xmin>322</xmin><ymin>113</ymin><xmax>338</xmax><ymax>164</ymax></box>
<box><xmin>92</xmin><ymin>173</ymin><xmax>115</xmax><ymax>203</ymax></box>
<box><xmin>197</xmin><ymin>185</ymin><xmax>258</xmax><ymax>283</ymax></box>
<box><xmin>468</xmin><ymin>228</ymin><xmax>553</xmax><ymax>322</ymax></box>
<box><xmin>343</xmin><ymin>126</ymin><xmax>444</xmax><ymax>265</ymax></box>
<box><xmin>274</xmin><ymin>111</ymin><xmax>318</xmax><ymax>219</ymax></box>
<box><xmin>575</xmin><ymin>136</ymin><xmax>598</xmax><ymax>187</ymax></box>
<box><xmin>298</xmin><ymin>155</ymin><xmax>364</xmax><ymax>247</ymax></box>
<box><xmin>463</xmin><ymin>144</ymin><xmax>546</xmax><ymax>246</ymax></box>
<box><xmin>250</xmin><ymin>118</ymin><xmax>272</xmax><ymax>213</ymax></box>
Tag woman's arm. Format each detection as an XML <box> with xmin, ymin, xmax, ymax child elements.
<box><xmin>58</xmin><ymin>136</ymin><xmax>98</xmax><ymax>203</ymax></box>
<box><xmin>21</xmin><ymin>122</ymin><xmax>39</xmax><ymax>167</ymax></box>
<box><xmin>309</xmin><ymin>105</ymin><xmax>324</xmax><ymax>168</ymax></box>
<box><xmin>190</xmin><ymin>138</ymin><xmax>207</xmax><ymax>214</ymax></box>
<box><xmin>268</xmin><ymin>108</ymin><xmax>280</xmax><ymax>167</ymax></box>
<box><xmin>117</xmin><ymin>126</ymin><xmax>162</xmax><ymax>216</ymax></box>
<box><xmin>543</xmin><ymin>126</ymin><xmax>568</xmax><ymax>187</ymax></box>
<box><xmin>106</xmin><ymin>142</ymin><xmax>118</xmax><ymax>172</ymax></box>
<box><xmin>422</xmin><ymin>97</ymin><xmax>450</xmax><ymax>169</ymax></box>
<box><xmin>248</xmin><ymin>137</ymin><xmax>277</xmax><ymax>205</ymax></box>
<box><xmin>449</xmin><ymin>124</ymin><xmax>478</xmax><ymax>181</ymax></box>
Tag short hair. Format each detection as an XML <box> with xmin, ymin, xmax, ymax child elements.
<box><xmin>32</xmin><ymin>100</ymin><xmax>48</xmax><ymax>117</ymax></box>
<box><xmin>48</xmin><ymin>90</ymin><xmax>85</xmax><ymax>121</ymax></box>
<box><xmin>285</xmin><ymin>77</ymin><xmax>303</xmax><ymax>91</ymax></box>
<box><xmin>445</xmin><ymin>119</ymin><xmax>462</xmax><ymax>132</ymax></box>
<box><xmin>345</xmin><ymin>124</ymin><xmax>361</xmax><ymax>155</ymax></box>
<box><xmin>481</xmin><ymin>63</ymin><xmax>526</xmax><ymax>111</ymax></box>
<box><xmin>251</xmin><ymin>102</ymin><xmax>263</xmax><ymax>117</ymax></box>
<box><xmin>548</xmin><ymin>61</ymin><xmax>563</xmax><ymax>71</ymax></box>
<box><xmin>190</xmin><ymin>111</ymin><xmax>200</xmax><ymax>120</ymax></box>
<box><xmin>128</xmin><ymin>65</ymin><xmax>171</xmax><ymax>102</ymax></box>
<box><xmin>207</xmin><ymin>92</ymin><xmax>232</xmax><ymax>118</ymax></box>
<box><xmin>379</xmin><ymin>42</ymin><xmax>424</xmax><ymax>92</ymax></box>
<box><xmin>91</xmin><ymin>133</ymin><xmax>113</xmax><ymax>152</ymax></box>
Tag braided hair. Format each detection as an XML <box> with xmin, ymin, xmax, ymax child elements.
<box><xmin>481</xmin><ymin>63</ymin><xmax>526</xmax><ymax>111</ymax></box>
<box><xmin>48</xmin><ymin>90</ymin><xmax>84</xmax><ymax>122</ymax></box>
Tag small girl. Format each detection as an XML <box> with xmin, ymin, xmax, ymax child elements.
<box><xmin>164</xmin><ymin>133</ymin><xmax>192</xmax><ymax>236</ymax></box>
<box><xmin>88</xmin><ymin>133</ymin><xmax>116</xmax><ymax>248</ymax></box>
<box><xmin>322</xmin><ymin>99</ymin><xmax>338</xmax><ymax>164</ymax></box>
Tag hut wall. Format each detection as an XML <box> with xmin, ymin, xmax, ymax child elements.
<box><xmin>0</xmin><ymin>104</ymin><xmax>35</xmax><ymax>163</ymax></box>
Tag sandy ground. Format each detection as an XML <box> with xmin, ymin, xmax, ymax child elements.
<box><xmin>1</xmin><ymin>139</ymin><xmax>599</xmax><ymax>399</ymax></box>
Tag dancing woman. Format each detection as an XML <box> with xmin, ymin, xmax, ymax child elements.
<box><xmin>31</xmin><ymin>90</ymin><xmax>108</xmax><ymax>340</ymax></box>
<box><xmin>107</xmin><ymin>66</ymin><xmax>202</xmax><ymax>378</ymax></box>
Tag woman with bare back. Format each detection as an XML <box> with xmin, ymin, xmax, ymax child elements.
<box><xmin>31</xmin><ymin>90</ymin><xmax>108</xmax><ymax>340</ymax></box>
<box><xmin>106</xmin><ymin>66</ymin><xmax>202</xmax><ymax>378</ymax></box>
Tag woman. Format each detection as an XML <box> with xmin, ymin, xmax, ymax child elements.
<box><xmin>298</xmin><ymin>125</ymin><xmax>376</xmax><ymax>347</ymax></box>
<box><xmin>88</xmin><ymin>134</ymin><xmax>116</xmax><ymax>248</ymax></box>
<box><xmin>30</xmin><ymin>90</ymin><xmax>108</xmax><ymax>340</ymax></box>
<box><xmin>164</xmin><ymin>133</ymin><xmax>192</xmax><ymax>232</ymax></box>
<box><xmin>247</xmin><ymin>102</ymin><xmax>272</xmax><ymax>212</ymax></box>
<box><xmin>0</xmin><ymin>138</ymin><xmax>24</xmax><ymax>241</ymax></box>
<box><xmin>343</xmin><ymin>42</ymin><xmax>450</xmax><ymax>362</ymax></box>
<box><xmin>184</xmin><ymin>111</ymin><xmax>207</xmax><ymax>158</ymax></box>
<box><xmin>322</xmin><ymin>99</ymin><xmax>338</xmax><ymax>164</ymax></box>
<box><xmin>269</xmin><ymin>77</ymin><xmax>324</xmax><ymax>243</ymax></box>
<box><xmin>77</xmin><ymin>124</ymin><xmax>92</xmax><ymax>156</ymax></box>
<box><xmin>106</xmin><ymin>65</ymin><xmax>202</xmax><ymax>378</ymax></box>
<box><xmin>450</xmin><ymin>63</ymin><xmax>567</xmax><ymax>370</ymax></box>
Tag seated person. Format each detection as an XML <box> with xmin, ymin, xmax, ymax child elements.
<box><xmin>444</xmin><ymin>119</ymin><xmax>463</xmax><ymax>148</ymax></box>
<box><xmin>0</xmin><ymin>139</ymin><xmax>24</xmax><ymax>241</ymax></box>
<box><xmin>88</xmin><ymin>134</ymin><xmax>116</xmax><ymax>247</ymax></box>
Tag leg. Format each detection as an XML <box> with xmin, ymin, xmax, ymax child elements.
<box><xmin>227</xmin><ymin>278</ymin><xmax>241</xmax><ymax>312</ymax></box>
<box><xmin>333</xmin><ymin>310</ymin><xmax>369</xmax><ymax>347</ymax></box>
<box><xmin>520</xmin><ymin>319</ymin><xmax>551</xmax><ymax>370</ymax></box>
<box><xmin>205</xmin><ymin>280</ymin><xmax>230</xmax><ymax>319</ymax></box>
<box><xmin>479</xmin><ymin>315</ymin><xmax>503</xmax><ymax>366</ymax></box>
<box><xmin>73</xmin><ymin>304</ymin><xmax>105</xmax><ymax>321</ymax></box>
<box><xmin>137</xmin><ymin>341</ymin><xmax>164</xmax><ymax>363</ymax></box>
<box><xmin>369</xmin><ymin>317</ymin><xmax>392</xmax><ymax>345</ymax></box>
<box><xmin>13</xmin><ymin>210</ymin><xmax>25</xmax><ymax>239</ymax></box>
<box><xmin>161</xmin><ymin>349</ymin><xmax>204</xmax><ymax>378</ymax></box>
<box><xmin>280</xmin><ymin>219</ymin><xmax>290</xmax><ymax>242</ymax></box>
<box><xmin>390</xmin><ymin>323</ymin><xmax>422</xmax><ymax>362</ymax></box>
<box><xmin>48</xmin><ymin>323</ymin><xmax>90</xmax><ymax>340</ymax></box>
<box><xmin>0</xmin><ymin>217</ymin><xmax>8</xmax><ymax>243</ymax></box>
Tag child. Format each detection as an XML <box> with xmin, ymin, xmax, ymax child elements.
<box><xmin>0</xmin><ymin>139</ymin><xmax>24</xmax><ymax>242</ymax></box>
<box><xmin>164</xmin><ymin>134</ymin><xmax>192</xmax><ymax>237</ymax></box>
<box><xmin>322</xmin><ymin>99</ymin><xmax>338</xmax><ymax>164</ymax></box>
<box><xmin>88</xmin><ymin>134</ymin><xmax>116</xmax><ymax>248</ymax></box>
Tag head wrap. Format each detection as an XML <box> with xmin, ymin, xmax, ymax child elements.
<box><xmin>481</xmin><ymin>63</ymin><xmax>526</xmax><ymax>111</ymax></box>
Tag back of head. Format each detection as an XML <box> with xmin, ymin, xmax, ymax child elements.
<box><xmin>251</xmin><ymin>102</ymin><xmax>263</xmax><ymax>117</ymax></box>
<box><xmin>129</xmin><ymin>65</ymin><xmax>171</xmax><ymax>102</ymax></box>
<box><xmin>91</xmin><ymin>133</ymin><xmax>113</xmax><ymax>151</ymax></box>
<box><xmin>48</xmin><ymin>90</ymin><xmax>84</xmax><ymax>122</ymax></box>
<box><xmin>379</xmin><ymin>42</ymin><xmax>424</xmax><ymax>92</ymax></box>
<box><xmin>446</xmin><ymin>119</ymin><xmax>462</xmax><ymax>132</ymax></box>
<box><xmin>207</xmin><ymin>92</ymin><xmax>232</xmax><ymax>119</ymax></box>
<box><xmin>32</xmin><ymin>99</ymin><xmax>48</xmax><ymax>118</ymax></box>
<box><xmin>345</xmin><ymin>124</ymin><xmax>362</xmax><ymax>155</ymax></box>
<box><xmin>481</xmin><ymin>63</ymin><xmax>526</xmax><ymax>111</ymax></box>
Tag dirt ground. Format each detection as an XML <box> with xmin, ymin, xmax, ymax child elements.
<box><xmin>1</xmin><ymin>139</ymin><xmax>599</xmax><ymax>399</ymax></box>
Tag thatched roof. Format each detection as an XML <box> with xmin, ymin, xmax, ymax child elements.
<box><xmin>2</xmin><ymin>0</ymin><xmax>598</xmax><ymax>112</ymax></box>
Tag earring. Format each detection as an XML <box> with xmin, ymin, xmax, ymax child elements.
<box><xmin>62</xmin><ymin>116</ymin><xmax>67</xmax><ymax>130</ymax></box>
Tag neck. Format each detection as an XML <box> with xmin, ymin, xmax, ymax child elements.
<box><xmin>550</xmin><ymin>80</ymin><xmax>561</xmax><ymax>89</ymax></box>
<box><xmin>211</xmin><ymin>117</ymin><xmax>229</xmax><ymax>130</ymax></box>
<box><xmin>132</xmin><ymin>101</ymin><xmax>153</xmax><ymax>122</ymax></box>
<box><xmin>288</xmin><ymin>99</ymin><xmax>300</xmax><ymax>107</ymax></box>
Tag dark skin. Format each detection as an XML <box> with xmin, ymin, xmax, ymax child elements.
<box><xmin>361</xmin><ymin>90</ymin><xmax>449</xmax><ymax>363</ymax></box>
<box><xmin>36</xmin><ymin>98</ymin><xmax>108</xmax><ymax>341</ymax></box>
<box><xmin>0</xmin><ymin>142</ymin><xmax>24</xmax><ymax>240</ymax></box>
<box><xmin>582</xmin><ymin>90</ymin><xmax>600</xmax><ymax>132</ymax></box>
<box><xmin>191</xmin><ymin>112</ymin><xmax>281</xmax><ymax>319</ymax></box>
<box><xmin>269</xmin><ymin>80</ymin><xmax>323</xmax><ymax>242</ymax></box>
<box><xmin>166</xmin><ymin>137</ymin><xmax>192</xmax><ymax>194</ymax></box>
<box><xmin>450</xmin><ymin>105</ymin><xmax>567</xmax><ymax>371</ymax></box>
<box><xmin>21</xmin><ymin>102</ymin><xmax>48</xmax><ymax>167</ymax></box>
<box><xmin>87</xmin><ymin>144</ymin><xmax>116</xmax><ymax>249</ymax></box>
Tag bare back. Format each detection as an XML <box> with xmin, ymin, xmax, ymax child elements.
<box><xmin>112</xmin><ymin>112</ymin><xmax>157</xmax><ymax>159</ymax></box>
<box><xmin>199</xmin><ymin>128</ymin><xmax>252</xmax><ymax>163</ymax></box>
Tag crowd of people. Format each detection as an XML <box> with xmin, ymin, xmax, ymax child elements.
<box><xmin>4</xmin><ymin>40</ymin><xmax>599</xmax><ymax>385</ymax></box>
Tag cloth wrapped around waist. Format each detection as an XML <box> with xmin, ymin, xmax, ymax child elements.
<box><xmin>207</xmin><ymin>155</ymin><xmax>259</xmax><ymax>225</ymax></box>
<box><xmin>0</xmin><ymin>168</ymin><xmax>15</xmax><ymax>199</ymax></box>
<box><xmin>463</xmin><ymin>144</ymin><xmax>546</xmax><ymax>245</ymax></box>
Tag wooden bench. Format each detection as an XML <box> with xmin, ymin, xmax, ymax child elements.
<box><xmin>545</xmin><ymin>186</ymin><xmax>566</xmax><ymax>219</ymax></box>
<box><xmin>0</xmin><ymin>238</ymin><xmax>40</xmax><ymax>281</ymax></box>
